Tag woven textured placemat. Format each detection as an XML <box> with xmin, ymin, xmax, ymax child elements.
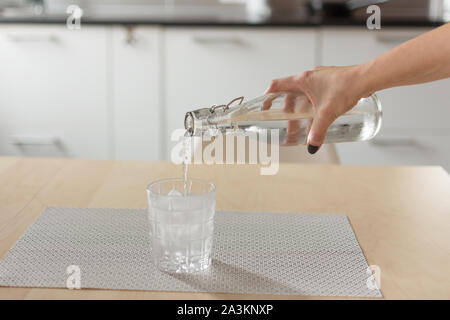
<box><xmin>0</xmin><ymin>207</ymin><xmax>381</xmax><ymax>297</ymax></box>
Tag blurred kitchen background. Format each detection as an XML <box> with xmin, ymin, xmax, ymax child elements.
<box><xmin>0</xmin><ymin>0</ymin><xmax>449</xmax><ymax>171</ymax></box>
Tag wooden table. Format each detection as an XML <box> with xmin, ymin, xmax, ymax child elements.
<box><xmin>0</xmin><ymin>157</ymin><xmax>449</xmax><ymax>299</ymax></box>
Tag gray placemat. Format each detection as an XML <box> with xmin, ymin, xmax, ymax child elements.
<box><xmin>0</xmin><ymin>207</ymin><xmax>381</xmax><ymax>297</ymax></box>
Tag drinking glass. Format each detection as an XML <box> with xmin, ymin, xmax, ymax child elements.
<box><xmin>146</xmin><ymin>178</ymin><xmax>216</xmax><ymax>273</ymax></box>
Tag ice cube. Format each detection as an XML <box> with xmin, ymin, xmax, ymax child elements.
<box><xmin>168</xmin><ymin>188</ymin><xmax>183</xmax><ymax>197</ymax></box>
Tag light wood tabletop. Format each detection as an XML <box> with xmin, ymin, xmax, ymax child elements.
<box><xmin>0</xmin><ymin>156</ymin><xmax>449</xmax><ymax>300</ymax></box>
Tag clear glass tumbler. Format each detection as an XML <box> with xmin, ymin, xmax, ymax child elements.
<box><xmin>146</xmin><ymin>178</ymin><xmax>216</xmax><ymax>273</ymax></box>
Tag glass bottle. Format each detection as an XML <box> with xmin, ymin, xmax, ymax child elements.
<box><xmin>184</xmin><ymin>92</ymin><xmax>382</xmax><ymax>146</ymax></box>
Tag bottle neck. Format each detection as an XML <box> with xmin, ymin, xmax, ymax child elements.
<box><xmin>184</xmin><ymin>108</ymin><xmax>216</xmax><ymax>136</ymax></box>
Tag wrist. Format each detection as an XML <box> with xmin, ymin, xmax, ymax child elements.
<box><xmin>346</xmin><ymin>62</ymin><xmax>376</xmax><ymax>98</ymax></box>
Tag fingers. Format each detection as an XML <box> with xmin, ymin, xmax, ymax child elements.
<box><xmin>282</xmin><ymin>94</ymin><xmax>300</xmax><ymax>145</ymax></box>
<box><xmin>283</xmin><ymin>120</ymin><xmax>300</xmax><ymax>146</ymax></box>
<box><xmin>265</xmin><ymin>75</ymin><xmax>300</xmax><ymax>94</ymax></box>
<box><xmin>295</xmin><ymin>93</ymin><xmax>313</xmax><ymax>113</ymax></box>
<box><xmin>283</xmin><ymin>93</ymin><xmax>297</xmax><ymax>113</ymax></box>
<box><xmin>307</xmin><ymin>109</ymin><xmax>338</xmax><ymax>154</ymax></box>
<box><xmin>262</xmin><ymin>94</ymin><xmax>278</xmax><ymax>110</ymax></box>
<box><xmin>262</xmin><ymin>91</ymin><xmax>298</xmax><ymax>111</ymax></box>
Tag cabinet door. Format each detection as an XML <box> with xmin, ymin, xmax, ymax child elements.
<box><xmin>164</xmin><ymin>27</ymin><xmax>318</xmax><ymax>158</ymax></box>
<box><xmin>0</xmin><ymin>25</ymin><xmax>110</xmax><ymax>159</ymax></box>
<box><xmin>111</xmin><ymin>26</ymin><xmax>162</xmax><ymax>160</ymax></box>
<box><xmin>337</xmin><ymin>128</ymin><xmax>450</xmax><ymax>172</ymax></box>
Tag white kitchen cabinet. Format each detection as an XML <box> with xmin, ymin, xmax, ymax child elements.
<box><xmin>164</xmin><ymin>27</ymin><xmax>318</xmax><ymax>159</ymax></box>
<box><xmin>0</xmin><ymin>25</ymin><xmax>110</xmax><ymax>159</ymax></box>
<box><xmin>337</xmin><ymin>128</ymin><xmax>450</xmax><ymax>171</ymax></box>
<box><xmin>321</xmin><ymin>27</ymin><xmax>450</xmax><ymax>171</ymax></box>
<box><xmin>111</xmin><ymin>26</ymin><xmax>162</xmax><ymax>160</ymax></box>
<box><xmin>3</xmin><ymin>24</ymin><xmax>447</xmax><ymax>169</ymax></box>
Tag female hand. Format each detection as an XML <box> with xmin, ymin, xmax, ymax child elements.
<box><xmin>261</xmin><ymin>92</ymin><xmax>312</xmax><ymax>146</ymax></box>
<box><xmin>265</xmin><ymin>65</ymin><xmax>371</xmax><ymax>154</ymax></box>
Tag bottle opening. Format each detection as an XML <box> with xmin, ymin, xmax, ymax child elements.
<box><xmin>184</xmin><ymin>112</ymin><xmax>194</xmax><ymax>136</ymax></box>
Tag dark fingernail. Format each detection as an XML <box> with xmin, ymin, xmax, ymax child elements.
<box><xmin>307</xmin><ymin>144</ymin><xmax>319</xmax><ymax>154</ymax></box>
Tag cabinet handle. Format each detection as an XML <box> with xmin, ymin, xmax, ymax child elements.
<box><xmin>7</xmin><ymin>34</ymin><xmax>60</xmax><ymax>43</ymax></box>
<box><xmin>192</xmin><ymin>35</ymin><xmax>246</xmax><ymax>46</ymax></box>
<box><xmin>347</xmin><ymin>0</ymin><xmax>388</xmax><ymax>10</ymax></box>
<box><xmin>370</xmin><ymin>138</ymin><xmax>418</xmax><ymax>147</ymax></box>
<box><xmin>10</xmin><ymin>135</ymin><xmax>60</xmax><ymax>146</ymax></box>
<box><xmin>124</xmin><ymin>26</ymin><xmax>140</xmax><ymax>46</ymax></box>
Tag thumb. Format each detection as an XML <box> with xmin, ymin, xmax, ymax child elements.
<box><xmin>306</xmin><ymin>110</ymin><xmax>337</xmax><ymax>154</ymax></box>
